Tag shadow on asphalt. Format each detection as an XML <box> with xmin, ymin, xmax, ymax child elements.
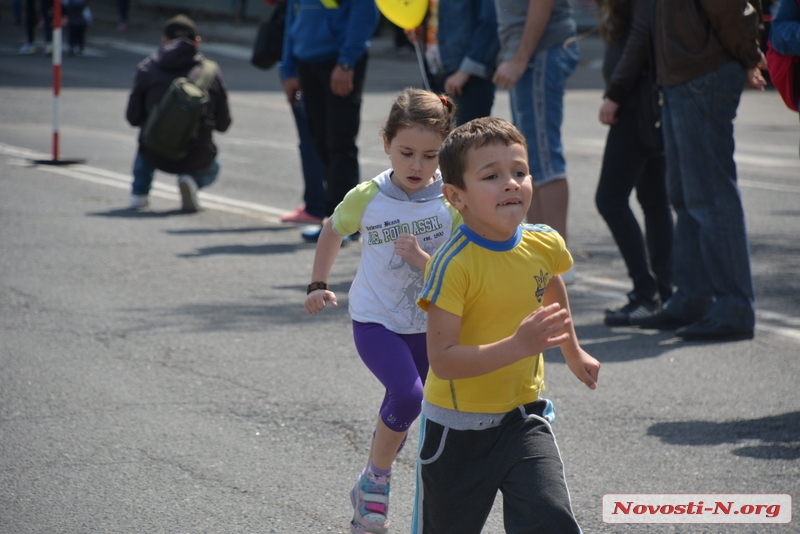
<box><xmin>544</xmin><ymin>323</ymin><xmax>677</xmax><ymax>365</ymax></box>
<box><xmin>165</xmin><ymin>226</ymin><xmax>298</xmax><ymax>235</ymax></box>
<box><xmin>177</xmin><ymin>242</ymin><xmax>311</xmax><ymax>257</ymax></box>
<box><xmin>122</xmin><ymin>289</ymin><xmax>352</xmax><ymax>334</ymax></box>
<box><xmin>88</xmin><ymin>208</ymin><xmax>187</xmax><ymax>218</ymax></box>
<box><xmin>647</xmin><ymin>411</ymin><xmax>800</xmax><ymax>460</ymax></box>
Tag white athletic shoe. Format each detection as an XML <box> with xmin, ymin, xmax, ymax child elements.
<box><xmin>178</xmin><ymin>174</ymin><xmax>199</xmax><ymax>213</ymax></box>
<box><xmin>129</xmin><ymin>193</ymin><xmax>149</xmax><ymax>210</ymax></box>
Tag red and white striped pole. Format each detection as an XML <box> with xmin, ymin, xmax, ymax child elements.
<box><xmin>34</xmin><ymin>0</ymin><xmax>83</xmax><ymax>165</ymax></box>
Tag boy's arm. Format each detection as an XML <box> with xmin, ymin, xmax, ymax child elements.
<box><xmin>543</xmin><ymin>275</ymin><xmax>600</xmax><ymax>389</ymax></box>
<box><xmin>493</xmin><ymin>0</ymin><xmax>555</xmax><ymax>89</ymax></box>
<box><xmin>426</xmin><ymin>301</ymin><xmax>571</xmax><ymax>380</ymax></box>
<box><xmin>304</xmin><ymin>218</ymin><xmax>344</xmax><ymax>314</ymax></box>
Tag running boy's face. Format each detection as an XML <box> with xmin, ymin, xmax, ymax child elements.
<box><xmin>384</xmin><ymin>126</ymin><xmax>443</xmax><ymax>196</ymax></box>
<box><xmin>443</xmin><ymin>142</ymin><xmax>532</xmax><ymax>241</ymax></box>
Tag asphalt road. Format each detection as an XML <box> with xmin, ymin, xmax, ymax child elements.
<box><xmin>1</xmin><ymin>6</ymin><xmax>799</xmax><ymax>534</ymax></box>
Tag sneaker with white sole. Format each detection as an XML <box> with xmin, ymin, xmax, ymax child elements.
<box><xmin>604</xmin><ymin>293</ymin><xmax>660</xmax><ymax>326</ymax></box>
<box><xmin>350</xmin><ymin>469</ymin><xmax>390</xmax><ymax>534</ymax></box>
<box><xmin>178</xmin><ymin>175</ymin><xmax>199</xmax><ymax>213</ymax></box>
<box><xmin>129</xmin><ymin>193</ymin><xmax>149</xmax><ymax>210</ymax></box>
<box><xmin>280</xmin><ymin>205</ymin><xmax>324</xmax><ymax>224</ymax></box>
<box><xmin>19</xmin><ymin>43</ymin><xmax>37</xmax><ymax>54</ymax></box>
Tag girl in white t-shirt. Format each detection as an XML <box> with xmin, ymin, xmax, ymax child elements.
<box><xmin>304</xmin><ymin>88</ymin><xmax>460</xmax><ymax>534</ymax></box>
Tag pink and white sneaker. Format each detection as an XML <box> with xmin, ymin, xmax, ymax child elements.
<box><xmin>280</xmin><ymin>206</ymin><xmax>323</xmax><ymax>224</ymax></box>
<box><xmin>350</xmin><ymin>469</ymin><xmax>390</xmax><ymax>534</ymax></box>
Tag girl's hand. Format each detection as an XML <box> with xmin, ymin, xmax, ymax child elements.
<box><xmin>304</xmin><ymin>289</ymin><xmax>338</xmax><ymax>314</ymax></box>
<box><xmin>394</xmin><ymin>233</ymin><xmax>429</xmax><ymax>271</ymax></box>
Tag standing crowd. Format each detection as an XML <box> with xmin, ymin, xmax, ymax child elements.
<box><xmin>119</xmin><ymin>0</ymin><xmax>769</xmax><ymax>531</ymax></box>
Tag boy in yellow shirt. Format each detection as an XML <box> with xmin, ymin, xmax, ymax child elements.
<box><xmin>414</xmin><ymin>117</ymin><xmax>600</xmax><ymax>533</ymax></box>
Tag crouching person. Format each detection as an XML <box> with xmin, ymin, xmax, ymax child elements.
<box><xmin>125</xmin><ymin>14</ymin><xmax>231</xmax><ymax>213</ymax></box>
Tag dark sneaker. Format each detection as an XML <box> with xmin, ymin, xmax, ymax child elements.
<box><xmin>301</xmin><ymin>226</ymin><xmax>360</xmax><ymax>246</ymax></box>
<box><xmin>676</xmin><ymin>318</ymin><xmax>754</xmax><ymax>342</ymax></box>
<box><xmin>631</xmin><ymin>308</ymin><xmax>692</xmax><ymax>330</ymax></box>
<box><xmin>604</xmin><ymin>296</ymin><xmax>660</xmax><ymax>326</ymax></box>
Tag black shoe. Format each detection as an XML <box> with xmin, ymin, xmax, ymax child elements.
<box><xmin>301</xmin><ymin>227</ymin><xmax>360</xmax><ymax>245</ymax></box>
<box><xmin>630</xmin><ymin>308</ymin><xmax>692</xmax><ymax>330</ymax></box>
<box><xmin>675</xmin><ymin>318</ymin><xmax>754</xmax><ymax>342</ymax></box>
<box><xmin>604</xmin><ymin>295</ymin><xmax>660</xmax><ymax>326</ymax></box>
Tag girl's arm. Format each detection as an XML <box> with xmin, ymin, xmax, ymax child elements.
<box><xmin>542</xmin><ymin>275</ymin><xmax>600</xmax><ymax>390</ymax></box>
<box><xmin>426</xmin><ymin>302</ymin><xmax>571</xmax><ymax>380</ymax></box>
<box><xmin>304</xmin><ymin>219</ymin><xmax>344</xmax><ymax>314</ymax></box>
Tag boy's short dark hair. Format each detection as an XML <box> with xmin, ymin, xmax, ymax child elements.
<box><xmin>164</xmin><ymin>14</ymin><xmax>198</xmax><ymax>40</ymax></box>
<box><xmin>438</xmin><ymin>117</ymin><xmax>528</xmax><ymax>190</ymax></box>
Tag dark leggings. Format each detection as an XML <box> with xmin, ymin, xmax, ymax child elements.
<box><xmin>25</xmin><ymin>0</ymin><xmax>53</xmax><ymax>44</ymax></box>
<box><xmin>352</xmin><ymin>321</ymin><xmax>428</xmax><ymax>433</ymax></box>
<box><xmin>24</xmin><ymin>0</ymin><xmax>52</xmax><ymax>45</ymax></box>
<box><xmin>595</xmin><ymin>96</ymin><xmax>674</xmax><ymax>303</ymax></box>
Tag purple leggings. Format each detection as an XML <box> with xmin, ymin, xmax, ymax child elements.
<box><xmin>352</xmin><ymin>321</ymin><xmax>428</xmax><ymax>433</ymax></box>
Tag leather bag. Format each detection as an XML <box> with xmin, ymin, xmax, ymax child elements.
<box><xmin>251</xmin><ymin>2</ymin><xmax>286</xmax><ymax>70</ymax></box>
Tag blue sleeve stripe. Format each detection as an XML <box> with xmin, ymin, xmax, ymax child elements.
<box><xmin>422</xmin><ymin>228</ymin><xmax>469</xmax><ymax>304</ymax></box>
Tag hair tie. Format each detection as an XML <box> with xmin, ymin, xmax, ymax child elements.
<box><xmin>439</xmin><ymin>95</ymin><xmax>448</xmax><ymax>107</ymax></box>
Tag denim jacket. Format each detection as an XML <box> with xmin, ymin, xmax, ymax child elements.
<box><xmin>771</xmin><ymin>0</ymin><xmax>800</xmax><ymax>57</ymax></box>
<box><xmin>437</xmin><ymin>0</ymin><xmax>499</xmax><ymax>79</ymax></box>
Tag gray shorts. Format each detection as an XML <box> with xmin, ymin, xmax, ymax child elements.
<box><xmin>411</xmin><ymin>400</ymin><xmax>582</xmax><ymax>534</ymax></box>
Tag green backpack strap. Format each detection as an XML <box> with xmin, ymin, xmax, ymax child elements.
<box><xmin>194</xmin><ymin>59</ymin><xmax>218</xmax><ymax>92</ymax></box>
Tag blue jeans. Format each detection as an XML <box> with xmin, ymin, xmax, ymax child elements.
<box><xmin>132</xmin><ymin>153</ymin><xmax>219</xmax><ymax>196</ymax></box>
<box><xmin>661</xmin><ymin>61</ymin><xmax>755</xmax><ymax>330</ymax></box>
<box><xmin>291</xmin><ymin>95</ymin><xmax>326</xmax><ymax>219</ymax></box>
<box><xmin>509</xmin><ymin>40</ymin><xmax>578</xmax><ymax>186</ymax></box>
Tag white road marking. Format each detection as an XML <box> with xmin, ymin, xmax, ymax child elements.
<box><xmin>2</xmin><ymin>140</ymin><xmax>798</xmax><ymax>342</ymax></box>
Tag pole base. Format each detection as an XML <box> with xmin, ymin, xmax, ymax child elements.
<box><xmin>31</xmin><ymin>158</ymin><xmax>86</xmax><ymax>166</ymax></box>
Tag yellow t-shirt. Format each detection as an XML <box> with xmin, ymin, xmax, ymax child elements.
<box><xmin>418</xmin><ymin>223</ymin><xmax>573</xmax><ymax>413</ymax></box>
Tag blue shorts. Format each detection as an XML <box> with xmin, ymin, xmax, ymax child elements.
<box><xmin>510</xmin><ymin>40</ymin><xmax>579</xmax><ymax>187</ymax></box>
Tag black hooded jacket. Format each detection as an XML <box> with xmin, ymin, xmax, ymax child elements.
<box><xmin>126</xmin><ymin>38</ymin><xmax>231</xmax><ymax>173</ymax></box>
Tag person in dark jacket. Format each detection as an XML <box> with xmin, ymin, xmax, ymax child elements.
<box><xmin>125</xmin><ymin>14</ymin><xmax>232</xmax><ymax>213</ymax></box>
<box><xmin>279</xmin><ymin>0</ymin><xmax>379</xmax><ymax>242</ymax></box>
<box><xmin>631</xmin><ymin>0</ymin><xmax>766</xmax><ymax>341</ymax></box>
<box><xmin>595</xmin><ymin>0</ymin><xmax>673</xmax><ymax>326</ymax></box>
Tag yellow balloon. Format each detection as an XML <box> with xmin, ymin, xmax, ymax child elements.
<box><xmin>376</xmin><ymin>0</ymin><xmax>428</xmax><ymax>30</ymax></box>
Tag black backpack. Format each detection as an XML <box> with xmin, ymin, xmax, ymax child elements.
<box><xmin>140</xmin><ymin>59</ymin><xmax>217</xmax><ymax>161</ymax></box>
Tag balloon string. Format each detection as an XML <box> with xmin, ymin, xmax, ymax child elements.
<box><xmin>413</xmin><ymin>40</ymin><xmax>431</xmax><ymax>91</ymax></box>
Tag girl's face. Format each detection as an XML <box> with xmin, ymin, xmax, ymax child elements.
<box><xmin>383</xmin><ymin>126</ymin><xmax>443</xmax><ymax>196</ymax></box>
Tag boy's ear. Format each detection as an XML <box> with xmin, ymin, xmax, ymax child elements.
<box><xmin>442</xmin><ymin>183</ymin><xmax>465</xmax><ymax>210</ymax></box>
